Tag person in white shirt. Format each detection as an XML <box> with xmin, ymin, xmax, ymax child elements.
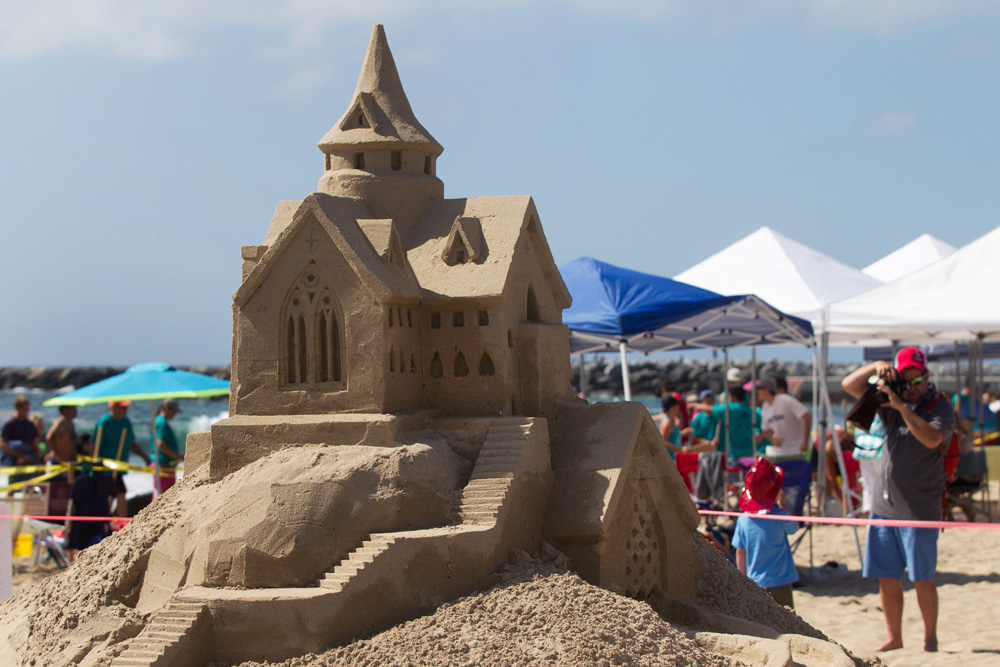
<box><xmin>754</xmin><ymin>377</ymin><xmax>811</xmax><ymax>458</ymax></box>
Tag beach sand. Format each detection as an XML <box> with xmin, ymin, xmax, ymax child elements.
<box><xmin>792</xmin><ymin>505</ymin><xmax>1000</xmax><ymax>666</ymax></box>
<box><xmin>5</xmin><ymin>479</ymin><xmax>997</xmax><ymax>666</ymax></box>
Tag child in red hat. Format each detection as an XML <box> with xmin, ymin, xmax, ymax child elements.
<box><xmin>732</xmin><ymin>457</ymin><xmax>799</xmax><ymax>608</ymax></box>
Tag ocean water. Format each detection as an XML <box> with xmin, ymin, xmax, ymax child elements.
<box><xmin>0</xmin><ymin>388</ymin><xmax>229</xmax><ymax>499</ymax></box>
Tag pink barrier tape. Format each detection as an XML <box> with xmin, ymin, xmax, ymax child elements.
<box><xmin>698</xmin><ymin>509</ymin><xmax>1000</xmax><ymax>531</ymax></box>
<box><xmin>0</xmin><ymin>514</ymin><xmax>130</xmax><ymax>523</ymax></box>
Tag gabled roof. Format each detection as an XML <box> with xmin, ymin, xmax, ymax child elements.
<box><xmin>404</xmin><ymin>196</ymin><xmax>570</xmax><ymax>306</ymax></box>
<box><xmin>318</xmin><ymin>25</ymin><xmax>442</xmax><ymax>154</ymax></box>
<box><xmin>358</xmin><ymin>218</ymin><xmax>406</xmax><ymax>269</ymax></box>
<box><xmin>235</xmin><ymin>194</ymin><xmax>420</xmax><ymax>308</ymax></box>
<box><xmin>675</xmin><ymin>226</ymin><xmax>879</xmax><ymax>328</ymax></box>
<box><xmin>862</xmin><ymin>233</ymin><xmax>956</xmax><ymax>283</ymax></box>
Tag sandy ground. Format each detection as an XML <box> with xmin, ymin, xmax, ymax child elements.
<box><xmin>791</xmin><ymin>503</ymin><xmax>1000</xmax><ymax>666</ymax></box>
<box><xmin>10</xmin><ymin>557</ymin><xmax>61</xmax><ymax>597</ymax></box>
<box><xmin>5</xmin><ymin>481</ymin><xmax>998</xmax><ymax>667</ymax></box>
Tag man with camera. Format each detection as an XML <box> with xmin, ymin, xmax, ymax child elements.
<box><xmin>842</xmin><ymin>347</ymin><xmax>954</xmax><ymax>653</ymax></box>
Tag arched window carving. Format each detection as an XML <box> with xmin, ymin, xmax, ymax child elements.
<box><xmin>281</xmin><ymin>263</ymin><xmax>343</xmax><ymax>386</ymax></box>
<box><xmin>479</xmin><ymin>353</ymin><xmax>495</xmax><ymax>376</ymax></box>
<box><xmin>430</xmin><ymin>352</ymin><xmax>443</xmax><ymax>378</ymax></box>
<box><xmin>389</xmin><ymin>346</ymin><xmax>396</xmax><ymax>372</ymax></box>
<box><xmin>454</xmin><ymin>351</ymin><xmax>469</xmax><ymax>377</ymax></box>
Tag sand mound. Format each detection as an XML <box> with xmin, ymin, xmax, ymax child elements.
<box><xmin>233</xmin><ymin>562</ymin><xmax>737</xmax><ymax>667</ymax></box>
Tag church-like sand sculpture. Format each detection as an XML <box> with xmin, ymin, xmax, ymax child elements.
<box><xmin>0</xmin><ymin>25</ymin><xmax>875</xmax><ymax>667</ymax></box>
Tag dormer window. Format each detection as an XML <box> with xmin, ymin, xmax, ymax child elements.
<box><xmin>441</xmin><ymin>216</ymin><xmax>483</xmax><ymax>266</ymax></box>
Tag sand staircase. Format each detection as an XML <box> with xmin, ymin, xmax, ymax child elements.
<box><xmin>456</xmin><ymin>420</ymin><xmax>530</xmax><ymax>524</ymax></box>
<box><xmin>315</xmin><ymin>418</ymin><xmax>532</xmax><ymax>593</ymax></box>
<box><xmin>109</xmin><ymin>601</ymin><xmax>208</xmax><ymax>667</ymax></box>
<box><xmin>318</xmin><ymin>534</ymin><xmax>396</xmax><ymax>592</ymax></box>
<box><xmin>130</xmin><ymin>417</ymin><xmax>548</xmax><ymax>666</ymax></box>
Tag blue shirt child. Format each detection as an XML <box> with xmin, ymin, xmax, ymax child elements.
<box><xmin>732</xmin><ymin>507</ymin><xmax>799</xmax><ymax>589</ymax></box>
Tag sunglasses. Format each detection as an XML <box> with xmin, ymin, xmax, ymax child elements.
<box><xmin>903</xmin><ymin>373</ymin><xmax>928</xmax><ymax>387</ymax></box>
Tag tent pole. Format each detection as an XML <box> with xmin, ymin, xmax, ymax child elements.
<box><xmin>978</xmin><ymin>335</ymin><xmax>986</xmax><ymax>446</ymax></box>
<box><xmin>818</xmin><ymin>370</ymin><xmax>863</xmax><ymax>562</ymax></box>
<box><xmin>811</xmin><ymin>344</ymin><xmax>827</xmax><ymax>512</ymax></box>
<box><xmin>750</xmin><ymin>347</ymin><xmax>758</xmax><ymax>438</ymax></box>
<box><xmin>619</xmin><ymin>341</ymin><xmax>632</xmax><ymax>402</ymax></box>
<box><xmin>723</xmin><ymin>348</ymin><xmax>731</xmax><ymax>464</ymax></box>
<box><xmin>954</xmin><ymin>341</ymin><xmax>960</xmax><ymax>406</ymax></box>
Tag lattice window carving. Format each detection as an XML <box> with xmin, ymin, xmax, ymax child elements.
<box><xmin>623</xmin><ymin>483</ymin><xmax>661</xmax><ymax>601</ymax></box>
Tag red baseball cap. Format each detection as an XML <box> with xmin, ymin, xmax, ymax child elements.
<box><xmin>739</xmin><ymin>458</ymin><xmax>784</xmax><ymax>515</ymax></box>
<box><xmin>895</xmin><ymin>347</ymin><xmax>927</xmax><ymax>374</ymax></box>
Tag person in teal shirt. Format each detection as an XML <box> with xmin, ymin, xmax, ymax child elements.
<box><xmin>155</xmin><ymin>399</ymin><xmax>185</xmax><ymax>493</ymax></box>
<box><xmin>690</xmin><ymin>389</ymin><xmax>717</xmax><ymax>446</ymax></box>
<box><xmin>691</xmin><ymin>386</ymin><xmax>757</xmax><ymax>460</ymax></box>
<box><xmin>92</xmin><ymin>401</ymin><xmax>150</xmax><ymax>516</ymax></box>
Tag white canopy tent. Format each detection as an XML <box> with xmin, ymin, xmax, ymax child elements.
<box><xmin>675</xmin><ymin>226</ymin><xmax>880</xmax><ymax>329</ymax></box>
<box><xmin>861</xmin><ymin>234</ymin><xmax>956</xmax><ymax>284</ymax></box>
<box><xmin>676</xmin><ymin>226</ymin><xmax>879</xmax><ymax>514</ymax></box>
<box><xmin>827</xmin><ymin>225</ymin><xmax>1000</xmax><ymax>347</ymax></box>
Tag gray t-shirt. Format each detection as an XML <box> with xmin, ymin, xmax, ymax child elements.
<box><xmin>869</xmin><ymin>385</ymin><xmax>955</xmax><ymax>521</ymax></box>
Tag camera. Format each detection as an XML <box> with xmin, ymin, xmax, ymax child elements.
<box><xmin>847</xmin><ymin>370</ymin><xmax>907</xmax><ymax>432</ymax></box>
<box><xmin>874</xmin><ymin>377</ymin><xmax>907</xmax><ymax>405</ymax></box>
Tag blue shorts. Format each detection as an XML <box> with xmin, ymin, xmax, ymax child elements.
<box><xmin>863</xmin><ymin>515</ymin><xmax>938</xmax><ymax>582</ymax></box>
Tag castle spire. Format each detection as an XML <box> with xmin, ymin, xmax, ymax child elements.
<box><xmin>317</xmin><ymin>25</ymin><xmax>445</xmax><ymax>234</ymax></box>
<box><xmin>318</xmin><ymin>24</ymin><xmax>442</xmax><ymax>154</ymax></box>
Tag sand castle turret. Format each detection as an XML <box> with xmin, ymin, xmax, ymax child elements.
<box><xmin>317</xmin><ymin>25</ymin><xmax>444</xmax><ymax>234</ymax></box>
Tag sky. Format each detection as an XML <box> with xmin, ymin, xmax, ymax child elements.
<box><xmin>1</xmin><ymin>0</ymin><xmax>998</xmax><ymax>366</ymax></box>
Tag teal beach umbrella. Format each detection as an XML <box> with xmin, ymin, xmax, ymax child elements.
<box><xmin>42</xmin><ymin>362</ymin><xmax>230</xmax><ymax>407</ymax></box>
<box><xmin>43</xmin><ymin>363</ymin><xmax>229</xmax><ymax>496</ymax></box>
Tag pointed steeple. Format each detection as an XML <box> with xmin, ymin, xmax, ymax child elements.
<box><xmin>317</xmin><ymin>25</ymin><xmax>445</xmax><ymax>234</ymax></box>
<box><xmin>318</xmin><ymin>25</ymin><xmax>442</xmax><ymax>154</ymax></box>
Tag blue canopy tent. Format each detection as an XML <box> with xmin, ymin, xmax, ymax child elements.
<box><xmin>562</xmin><ymin>257</ymin><xmax>815</xmax><ymax>400</ymax></box>
<box><xmin>561</xmin><ymin>258</ymin><xmax>857</xmax><ymax>556</ymax></box>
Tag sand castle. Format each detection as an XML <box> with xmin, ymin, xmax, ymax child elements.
<box><xmin>0</xmin><ymin>25</ymin><xmax>868</xmax><ymax>667</ymax></box>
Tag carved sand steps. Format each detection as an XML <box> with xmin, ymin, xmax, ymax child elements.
<box><xmin>319</xmin><ymin>418</ymin><xmax>532</xmax><ymax>594</ymax></box>
<box><xmin>139</xmin><ymin>417</ymin><xmax>549</xmax><ymax>666</ymax></box>
<box><xmin>109</xmin><ymin>601</ymin><xmax>207</xmax><ymax>667</ymax></box>
<box><xmin>458</xmin><ymin>420</ymin><xmax>531</xmax><ymax>524</ymax></box>
<box><xmin>318</xmin><ymin>534</ymin><xmax>396</xmax><ymax>592</ymax></box>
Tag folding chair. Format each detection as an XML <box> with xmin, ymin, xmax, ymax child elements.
<box><xmin>779</xmin><ymin>460</ymin><xmax>816</xmax><ymax>577</ymax></box>
<box><xmin>946</xmin><ymin>449</ymin><xmax>991</xmax><ymax>522</ymax></box>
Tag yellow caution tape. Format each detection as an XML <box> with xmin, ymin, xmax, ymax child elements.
<box><xmin>0</xmin><ymin>465</ymin><xmax>74</xmax><ymax>493</ymax></box>
<box><xmin>0</xmin><ymin>458</ymin><xmax>182</xmax><ymax>493</ymax></box>
<box><xmin>972</xmin><ymin>431</ymin><xmax>998</xmax><ymax>445</ymax></box>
